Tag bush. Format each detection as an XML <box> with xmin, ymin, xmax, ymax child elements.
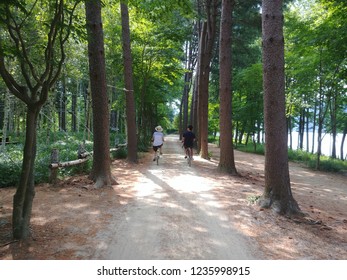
<box><xmin>112</xmin><ymin>147</ymin><xmax>127</xmax><ymax>159</ymax></box>
<box><xmin>0</xmin><ymin>158</ymin><xmax>21</xmax><ymax>187</ymax></box>
<box><xmin>208</xmin><ymin>135</ymin><xmax>219</xmax><ymax>145</ymax></box>
<box><xmin>307</xmin><ymin>156</ymin><xmax>347</xmax><ymax>173</ymax></box>
<box><xmin>288</xmin><ymin>149</ymin><xmax>314</xmax><ymax>162</ymax></box>
<box><xmin>0</xmin><ymin>145</ymin><xmax>22</xmax><ymax>187</ymax></box>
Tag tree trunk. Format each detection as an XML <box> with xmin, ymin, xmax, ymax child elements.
<box><xmin>197</xmin><ymin>22</ymin><xmax>209</xmax><ymax>158</ymax></box>
<box><xmin>85</xmin><ymin>0</ymin><xmax>117</xmax><ymax>187</ymax></box>
<box><xmin>120</xmin><ymin>1</ymin><xmax>138</xmax><ymax>163</ymax></box>
<box><xmin>180</xmin><ymin>42</ymin><xmax>189</xmax><ymax>138</ymax></box>
<box><xmin>12</xmin><ymin>106</ymin><xmax>40</xmax><ymax>239</ymax></box>
<box><xmin>182</xmin><ymin>72</ymin><xmax>190</xmax><ymax>134</ymax></box>
<box><xmin>71</xmin><ymin>82</ymin><xmax>77</xmax><ymax>132</ymax></box>
<box><xmin>181</xmin><ymin>32</ymin><xmax>195</xmax><ymax>139</ymax></box>
<box><xmin>329</xmin><ymin>91</ymin><xmax>337</xmax><ymax>159</ymax></box>
<box><xmin>197</xmin><ymin>2</ymin><xmax>218</xmax><ymax>159</ymax></box>
<box><xmin>60</xmin><ymin>77</ymin><xmax>67</xmax><ymax>131</ymax></box>
<box><xmin>316</xmin><ymin>50</ymin><xmax>329</xmax><ymax>169</ymax></box>
<box><xmin>341</xmin><ymin>124</ymin><xmax>347</xmax><ymax>160</ymax></box>
<box><xmin>1</xmin><ymin>89</ymin><xmax>10</xmax><ymax>152</ymax></box>
<box><xmin>288</xmin><ymin>117</ymin><xmax>293</xmax><ymax>150</ymax></box>
<box><xmin>311</xmin><ymin>98</ymin><xmax>317</xmax><ymax>154</ymax></box>
<box><xmin>305</xmin><ymin>108</ymin><xmax>309</xmax><ymax>152</ymax></box>
<box><xmin>179</xmin><ymin>94</ymin><xmax>184</xmax><ymax>139</ymax></box>
<box><xmin>218</xmin><ymin>0</ymin><xmax>237</xmax><ymax>174</ymax></box>
<box><xmin>259</xmin><ymin>0</ymin><xmax>300</xmax><ymax>215</ymax></box>
<box><xmin>298</xmin><ymin>108</ymin><xmax>304</xmax><ymax>149</ymax></box>
<box><xmin>191</xmin><ymin>75</ymin><xmax>199</xmax><ymax>151</ymax></box>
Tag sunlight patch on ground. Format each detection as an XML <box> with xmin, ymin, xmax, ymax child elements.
<box><xmin>168</xmin><ymin>174</ymin><xmax>215</xmax><ymax>193</ymax></box>
<box><xmin>63</xmin><ymin>203</ymin><xmax>89</xmax><ymax>209</ymax></box>
<box><xmin>135</xmin><ymin>184</ymin><xmax>163</xmax><ymax>198</ymax></box>
<box><xmin>31</xmin><ymin>217</ymin><xmax>48</xmax><ymax>225</ymax></box>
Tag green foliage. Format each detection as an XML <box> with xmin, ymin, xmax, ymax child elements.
<box><xmin>247</xmin><ymin>194</ymin><xmax>261</xmax><ymax>205</ymax></box>
<box><xmin>102</xmin><ymin>0</ymin><xmax>192</xmax><ymax>138</ymax></box>
<box><xmin>208</xmin><ymin>103</ymin><xmax>220</xmax><ymax>138</ymax></box>
<box><xmin>288</xmin><ymin>148</ymin><xmax>313</xmax><ymax>162</ymax></box>
<box><xmin>208</xmin><ymin>135</ymin><xmax>219</xmax><ymax>145</ymax></box>
<box><xmin>0</xmin><ymin>132</ymin><xmax>119</xmax><ymax>188</ymax></box>
<box><xmin>233</xmin><ymin>63</ymin><xmax>263</xmax><ymax>137</ymax></box>
<box><xmin>236</xmin><ymin>144</ymin><xmax>347</xmax><ymax>174</ymax></box>
<box><xmin>284</xmin><ymin>0</ymin><xmax>347</xmax><ymax>135</ymax></box>
<box><xmin>288</xmin><ymin>149</ymin><xmax>347</xmax><ymax>173</ymax></box>
<box><xmin>137</xmin><ymin>136</ymin><xmax>150</xmax><ymax>153</ymax></box>
<box><xmin>310</xmin><ymin>157</ymin><xmax>347</xmax><ymax>173</ymax></box>
<box><xmin>236</xmin><ymin>143</ymin><xmax>265</xmax><ymax>155</ymax></box>
<box><xmin>0</xmin><ymin>145</ymin><xmax>22</xmax><ymax>187</ymax></box>
<box><xmin>111</xmin><ymin>147</ymin><xmax>127</xmax><ymax>159</ymax></box>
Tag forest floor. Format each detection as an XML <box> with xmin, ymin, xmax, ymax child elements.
<box><xmin>0</xmin><ymin>134</ymin><xmax>346</xmax><ymax>260</ymax></box>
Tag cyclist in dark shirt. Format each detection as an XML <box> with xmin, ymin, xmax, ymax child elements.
<box><xmin>182</xmin><ymin>125</ymin><xmax>196</xmax><ymax>159</ymax></box>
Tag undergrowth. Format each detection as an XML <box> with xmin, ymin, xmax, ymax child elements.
<box><xmin>0</xmin><ymin>131</ymin><xmax>128</xmax><ymax>188</ymax></box>
<box><xmin>236</xmin><ymin>143</ymin><xmax>347</xmax><ymax>174</ymax></box>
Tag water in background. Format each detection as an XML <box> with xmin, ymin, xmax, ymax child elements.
<box><xmin>289</xmin><ymin>131</ymin><xmax>346</xmax><ymax>159</ymax></box>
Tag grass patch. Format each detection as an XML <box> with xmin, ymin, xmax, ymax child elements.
<box><xmin>247</xmin><ymin>194</ymin><xmax>261</xmax><ymax>205</ymax></box>
<box><xmin>235</xmin><ymin>143</ymin><xmax>265</xmax><ymax>155</ymax></box>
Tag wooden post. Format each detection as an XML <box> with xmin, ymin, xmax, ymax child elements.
<box><xmin>78</xmin><ymin>143</ymin><xmax>87</xmax><ymax>172</ymax></box>
<box><xmin>49</xmin><ymin>149</ymin><xmax>59</xmax><ymax>184</ymax></box>
<box><xmin>78</xmin><ymin>142</ymin><xmax>86</xmax><ymax>158</ymax></box>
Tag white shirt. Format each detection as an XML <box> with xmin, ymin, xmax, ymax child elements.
<box><xmin>152</xmin><ymin>131</ymin><xmax>164</xmax><ymax>146</ymax></box>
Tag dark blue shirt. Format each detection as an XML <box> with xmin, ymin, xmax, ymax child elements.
<box><xmin>183</xmin><ymin>131</ymin><xmax>195</xmax><ymax>147</ymax></box>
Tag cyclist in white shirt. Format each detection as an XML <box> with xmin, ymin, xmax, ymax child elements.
<box><xmin>151</xmin><ymin>125</ymin><xmax>164</xmax><ymax>161</ymax></box>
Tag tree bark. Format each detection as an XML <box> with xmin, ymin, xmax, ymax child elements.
<box><xmin>71</xmin><ymin>82</ymin><xmax>77</xmax><ymax>132</ymax></box>
<box><xmin>341</xmin><ymin>124</ymin><xmax>347</xmax><ymax>160</ymax></box>
<box><xmin>259</xmin><ymin>0</ymin><xmax>300</xmax><ymax>215</ymax></box>
<box><xmin>1</xmin><ymin>89</ymin><xmax>10</xmax><ymax>152</ymax></box>
<box><xmin>197</xmin><ymin>0</ymin><xmax>218</xmax><ymax>159</ymax></box>
<box><xmin>85</xmin><ymin>0</ymin><xmax>117</xmax><ymax>187</ymax></box>
<box><xmin>218</xmin><ymin>0</ymin><xmax>237</xmax><ymax>174</ymax></box>
<box><xmin>120</xmin><ymin>0</ymin><xmax>138</xmax><ymax>163</ymax></box>
<box><xmin>197</xmin><ymin>21</ymin><xmax>208</xmax><ymax>156</ymax></box>
<box><xmin>12</xmin><ymin>106</ymin><xmax>40</xmax><ymax>239</ymax></box>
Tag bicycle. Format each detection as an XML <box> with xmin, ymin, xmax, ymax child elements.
<box><xmin>185</xmin><ymin>147</ymin><xmax>193</xmax><ymax>167</ymax></box>
<box><xmin>155</xmin><ymin>148</ymin><xmax>160</xmax><ymax>165</ymax></box>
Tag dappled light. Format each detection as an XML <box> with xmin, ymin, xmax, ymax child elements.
<box><xmin>1</xmin><ymin>135</ymin><xmax>346</xmax><ymax>260</ymax></box>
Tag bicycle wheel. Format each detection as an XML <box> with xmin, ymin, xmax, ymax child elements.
<box><xmin>187</xmin><ymin>148</ymin><xmax>192</xmax><ymax>166</ymax></box>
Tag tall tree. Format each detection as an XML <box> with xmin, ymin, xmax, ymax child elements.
<box><xmin>259</xmin><ymin>0</ymin><xmax>300</xmax><ymax>215</ymax></box>
<box><xmin>197</xmin><ymin>0</ymin><xmax>218</xmax><ymax>159</ymax></box>
<box><xmin>85</xmin><ymin>0</ymin><xmax>117</xmax><ymax>187</ymax></box>
<box><xmin>120</xmin><ymin>0</ymin><xmax>138</xmax><ymax>163</ymax></box>
<box><xmin>0</xmin><ymin>89</ymin><xmax>10</xmax><ymax>152</ymax></box>
<box><xmin>0</xmin><ymin>0</ymin><xmax>79</xmax><ymax>239</ymax></box>
<box><xmin>180</xmin><ymin>34</ymin><xmax>197</xmax><ymax>139</ymax></box>
<box><xmin>218</xmin><ymin>0</ymin><xmax>237</xmax><ymax>174</ymax></box>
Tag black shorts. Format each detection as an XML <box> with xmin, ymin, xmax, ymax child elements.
<box><xmin>153</xmin><ymin>144</ymin><xmax>163</xmax><ymax>151</ymax></box>
<box><xmin>184</xmin><ymin>144</ymin><xmax>193</xmax><ymax>149</ymax></box>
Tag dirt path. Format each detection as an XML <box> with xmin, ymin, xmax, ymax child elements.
<box><xmin>1</xmin><ymin>134</ymin><xmax>346</xmax><ymax>260</ymax></box>
<box><xmin>93</xmin><ymin>135</ymin><xmax>257</xmax><ymax>259</ymax></box>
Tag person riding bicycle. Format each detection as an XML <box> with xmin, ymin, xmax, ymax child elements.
<box><xmin>152</xmin><ymin>125</ymin><xmax>164</xmax><ymax>161</ymax></box>
<box><xmin>182</xmin><ymin>125</ymin><xmax>195</xmax><ymax>159</ymax></box>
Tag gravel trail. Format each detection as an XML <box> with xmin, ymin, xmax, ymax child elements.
<box><xmin>93</xmin><ymin>135</ymin><xmax>256</xmax><ymax>260</ymax></box>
